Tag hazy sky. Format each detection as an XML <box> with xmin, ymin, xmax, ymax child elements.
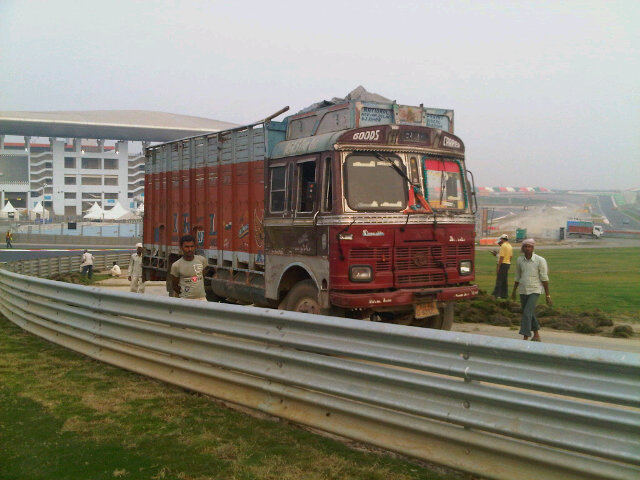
<box><xmin>1</xmin><ymin>0</ymin><xmax>638</xmax><ymax>189</ymax></box>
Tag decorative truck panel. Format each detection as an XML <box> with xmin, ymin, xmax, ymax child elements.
<box><xmin>144</xmin><ymin>126</ymin><xmax>267</xmax><ymax>266</ymax></box>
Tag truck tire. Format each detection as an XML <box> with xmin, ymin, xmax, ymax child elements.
<box><xmin>205</xmin><ymin>288</ymin><xmax>223</xmax><ymax>302</ymax></box>
<box><xmin>439</xmin><ymin>303</ymin><xmax>455</xmax><ymax>330</ymax></box>
<box><xmin>280</xmin><ymin>280</ymin><xmax>330</xmax><ymax>315</ymax></box>
<box><xmin>418</xmin><ymin>303</ymin><xmax>454</xmax><ymax>330</ymax></box>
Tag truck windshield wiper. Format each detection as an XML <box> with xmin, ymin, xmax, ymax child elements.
<box><xmin>373</xmin><ymin>153</ymin><xmax>434</xmax><ymax>215</ymax></box>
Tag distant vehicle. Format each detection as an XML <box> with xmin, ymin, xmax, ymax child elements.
<box><xmin>566</xmin><ymin>220</ymin><xmax>603</xmax><ymax>239</ymax></box>
<box><xmin>622</xmin><ymin>218</ymin><xmax>630</xmax><ymax>225</ymax></box>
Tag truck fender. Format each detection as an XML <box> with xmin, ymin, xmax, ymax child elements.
<box><xmin>265</xmin><ymin>256</ymin><xmax>331</xmax><ymax>308</ymax></box>
<box><xmin>276</xmin><ymin>262</ymin><xmax>320</xmax><ymax>291</ymax></box>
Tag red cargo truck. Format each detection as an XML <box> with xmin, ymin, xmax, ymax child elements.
<box><xmin>143</xmin><ymin>94</ymin><xmax>478</xmax><ymax>329</ymax></box>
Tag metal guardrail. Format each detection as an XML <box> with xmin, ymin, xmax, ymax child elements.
<box><xmin>0</xmin><ymin>252</ymin><xmax>133</xmax><ymax>277</ymax></box>
<box><xmin>0</xmin><ymin>268</ymin><xmax>638</xmax><ymax>480</ymax></box>
<box><xmin>12</xmin><ymin>233</ymin><xmax>141</xmax><ymax>246</ymax></box>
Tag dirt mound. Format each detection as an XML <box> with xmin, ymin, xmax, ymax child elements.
<box><xmin>455</xmin><ymin>291</ymin><xmax>628</xmax><ymax>336</ymax></box>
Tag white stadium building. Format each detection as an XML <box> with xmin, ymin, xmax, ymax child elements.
<box><xmin>0</xmin><ymin>110</ymin><xmax>236</xmax><ymax>219</ymax></box>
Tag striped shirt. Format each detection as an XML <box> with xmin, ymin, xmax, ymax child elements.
<box><xmin>514</xmin><ymin>253</ymin><xmax>549</xmax><ymax>295</ymax></box>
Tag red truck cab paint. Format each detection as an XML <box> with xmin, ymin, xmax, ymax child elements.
<box><xmin>143</xmin><ymin>90</ymin><xmax>478</xmax><ymax>329</ymax></box>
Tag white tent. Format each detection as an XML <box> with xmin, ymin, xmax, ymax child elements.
<box><xmin>103</xmin><ymin>201</ymin><xmax>131</xmax><ymax>220</ymax></box>
<box><xmin>116</xmin><ymin>210</ymin><xmax>141</xmax><ymax>221</ymax></box>
<box><xmin>84</xmin><ymin>202</ymin><xmax>104</xmax><ymax>220</ymax></box>
<box><xmin>85</xmin><ymin>202</ymin><xmax>102</xmax><ymax>214</ymax></box>
<box><xmin>0</xmin><ymin>201</ymin><xmax>19</xmax><ymax>219</ymax></box>
<box><xmin>1</xmin><ymin>201</ymin><xmax>16</xmax><ymax>213</ymax></box>
<box><xmin>29</xmin><ymin>202</ymin><xmax>50</xmax><ymax>220</ymax></box>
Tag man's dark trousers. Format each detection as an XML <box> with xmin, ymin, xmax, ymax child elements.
<box><xmin>492</xmin><ymin>263</ymin><xmax>510</xmax><ymax>298</ymax></box>
<box><xmin>81</xmin><ymin>265</ymin><xmax>93</xmax><ymax>279</ymax></box>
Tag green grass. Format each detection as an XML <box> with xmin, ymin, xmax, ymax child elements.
<box><xmin>0</xmin><ymin>318</ymin><xmax>461</xmax><ymax>480</ymax></box>
<box><xmin>49</xmin><ymin>272</ymin><xmax>111</xmax><ymax>285</ymax></box>
<box><xmin>474</xmin><ymin>247</ymin><xmax>639</xmax><ymax>317</ymax></box>
<box><xmin>619</xmin><ymin>206</ymin><xmax>640</xmax><ymax>223</ymax></box>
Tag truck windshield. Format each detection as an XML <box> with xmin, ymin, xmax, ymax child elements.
<box><xmin>423</xmin><ymin>158</ymin><xmax>465</xmax><ymax>211</ymax></box>
<box><xmin>344</xmin><ymin>154</ymin><xmax>407</xmax><ymax>211</ymax></box>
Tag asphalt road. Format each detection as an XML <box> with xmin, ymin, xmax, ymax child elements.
<box><xmin>0</xmin><ymin>245</ymin><xmax>132</xmax><ymax>263</ymax></box>
<box><xmin>597</xmin><ymin>195</ymin><xmax>640</xmax><ymax>230</ymax></box>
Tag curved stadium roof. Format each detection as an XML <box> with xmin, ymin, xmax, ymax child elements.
<box><xmin>0</xmin><ymin>110</ymin><xmax>238</xmax><ymax>142</ymax></box>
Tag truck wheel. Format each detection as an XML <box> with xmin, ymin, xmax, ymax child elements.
<box><xmin>280</xmin><ymin>280</ymin><xmax>329</xmax><ymax>315</ymax></box>
<box><xmin>420</xmin><ymin>303</ymin><xmax>454</xmax><ymax>330</ymax></box>
<box><xmin>205</xmin><ymin>288</ymin><xmax>223</xmax><ymax>302</ymax></box>
<box><xmin>440</xmin><ymin>303</ymin><xmax>455</xmax><ymax>330</ymax></box>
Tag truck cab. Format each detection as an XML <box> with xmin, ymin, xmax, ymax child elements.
<box><xmin>593</xmin><ymin>225</ymin><xmax>604</xmax><ymax>238</ymax></box>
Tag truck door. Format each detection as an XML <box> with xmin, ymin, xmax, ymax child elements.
<box><xmin>293</xmin><ymin>157</ymin><xmax>318</xmax><ymax>256</ymax></box>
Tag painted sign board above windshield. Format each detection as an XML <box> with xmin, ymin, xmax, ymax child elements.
<box><xmin>439</xmin><ymin>133</ymin><xmax>464</xmax><ymax>152</ymax></box>
<box><xmin>400</xmin><ymin>129</ymin><xmax>429</xmax><ymax>143</ymax></box>
<box><xmin>339</xmin><ymin>125</ymin><xmax>464</xmax><ymax>152</ymax></box>
<box><xmin>347</xmin><ymin>127</ymin><xmax>387</xmax><ymax>144</ymax></box>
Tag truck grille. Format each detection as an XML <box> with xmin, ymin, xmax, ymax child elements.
<box><xmin>349</xmin><ymin>248</ymin><xmax>392</xmax><ymax>271</ymax></box>
<box><xmin>395</xmin><ymin>246</ymin><xmax>442</xmax><ymax>269</ymax></box>
<box><xmin>397</xmin><ymin>273</ymin><xmax>446</xmax><ymax>285</ymax></box>
<box><xmin>445</xmin><ymin>244</ymin><xmax>472</xmax><ymax>267</ymax></box>
<box><xmin>394</xmin><ymin>244</ymin><xmax>472</xmax><ymax>287</ymax></box>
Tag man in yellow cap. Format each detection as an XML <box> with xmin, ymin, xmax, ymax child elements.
<box><xmin>128</xmin><ymin>243</ymin><xmax>145</xmax><ymax>293</ymax></box>
<box><xmin>492</xmin><ymin>234</ymin><xmax>512</xmax><ymax>298</ymax></box>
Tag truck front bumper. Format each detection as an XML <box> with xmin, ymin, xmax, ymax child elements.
<box><xmin>329</xmin><ymin>284</ymin><xmax>479</xmax><ymax>309</ymax></box>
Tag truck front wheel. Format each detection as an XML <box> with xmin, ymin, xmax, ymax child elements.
<box><xmin>413</xmin><ymin>303</ymin><xmax>454</xmax><ymax>330</ymax></box>
<box><xmin>280</xmin><ymin>280</ymin><xmax>329</xmax><ymax>315</ymax></box>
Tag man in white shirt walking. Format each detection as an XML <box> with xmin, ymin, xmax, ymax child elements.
<box><xmin>80</xmin><ymin>249</ymin><xmax>94</xmax><ymax>279</ymax></box>
<box><xmin>511</xmin><ymin>238</ymin><xmax>551</xmax><ymax>342</ymax></box>
<box><xmin>128</xmin><ymin>243</ymin><xmax>145</xmax><ymax>293</ymax></box>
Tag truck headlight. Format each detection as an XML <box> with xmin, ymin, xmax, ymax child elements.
<box><xmin>350</xmin><ymin>265</ymin><xmax>373</xmax><ymax>282</ymax></box>
<box><xmin>459</xmin><ymin>260</ymin><xmax>472</xmax><ymax>275</ymax></box>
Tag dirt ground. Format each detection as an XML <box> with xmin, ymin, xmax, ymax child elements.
<box><xmin>96</xmin><ymin>275</ymin><xmax>640</xmax><ymax>354</ymax></box>
<box><xmin>452</xmin><ymin>322</ymin><xmax>640</xmax><ymax>353</ymax></box>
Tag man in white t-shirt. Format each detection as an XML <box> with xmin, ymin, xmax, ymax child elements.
<box><xmin>110</xmin><ymin>262</ymin><xmax>122</xmax><ymax>277</ymax></box>
<box><xmin>80</xmin><ymin>249</ymin><xmax>94</xmax><ymax>279</ymax></box>
<box><xmin>169</xmin><ymin>235</ymin><xmax>208</xmax><ymax>301</ymax></box>
<box><xmin>128</xmin><ymin>243</ymin><xmax>145</xmax><ymax>293</ymax></box>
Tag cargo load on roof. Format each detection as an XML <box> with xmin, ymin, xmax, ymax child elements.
<box><xmin>285</xmin><ymin>86</ymin><xmax>454</xmax><ymax>141</ymax></box>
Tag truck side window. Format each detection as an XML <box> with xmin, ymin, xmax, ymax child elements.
<box><xmin>270</xmin><ymin>165</ymin><xmax>287</xmax><ymax>212</ymax></box>
<box><xmin>296</xmin><ymin>160</ymin><xmax>316</xmax><ymax>213</ymax></box>
<box><xmin>322</xmin><ymin>157</ymin><xmax>332</xmax><ymax>212</ymax></box>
